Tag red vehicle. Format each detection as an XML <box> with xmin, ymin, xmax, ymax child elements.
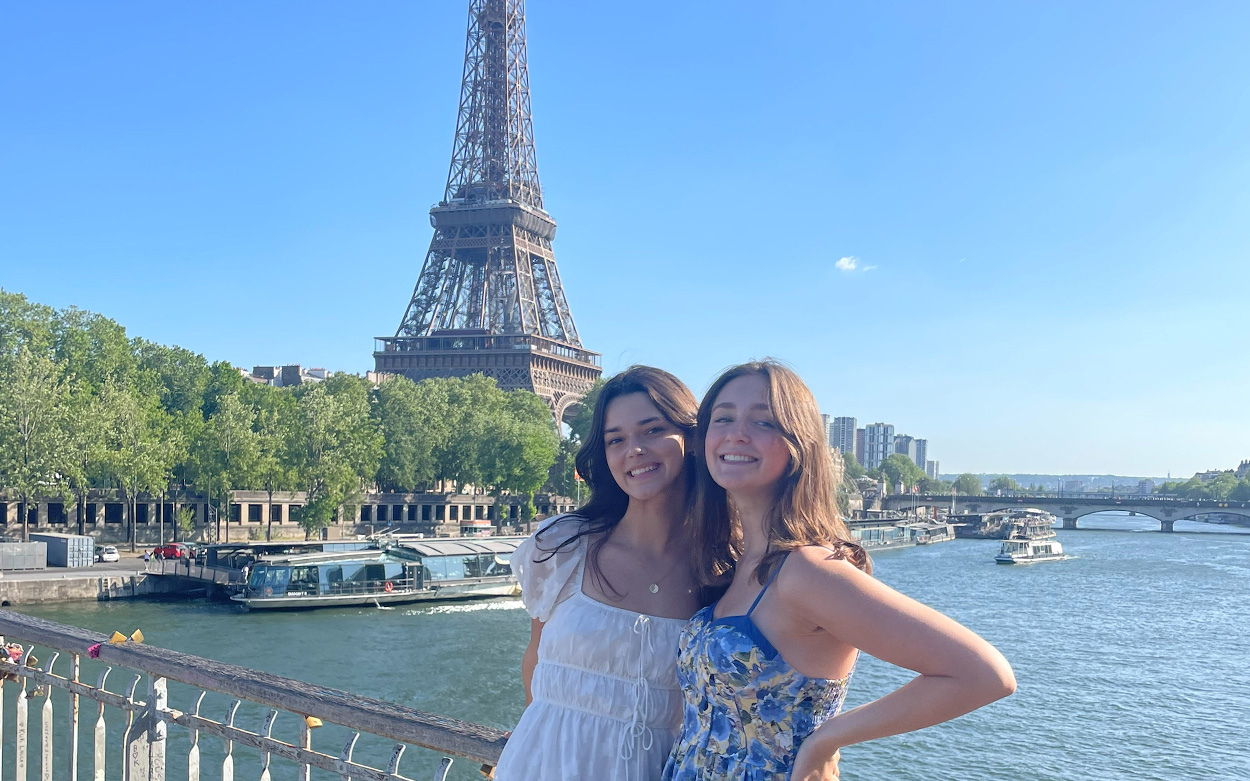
<box><xmin>153</xmin><ymin>543</ymin><xmax>191</xmax><ymax>559</ymax></box>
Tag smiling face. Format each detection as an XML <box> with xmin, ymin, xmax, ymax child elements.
<box><xmin>603</xmin><ymin>392</ymin><xmax>689</xmax><ymax>503</ymax></box>
<box><xmin>705</xmin><ymin>373</ymin><xmax>792</xmax><ymax>503</ymax></box>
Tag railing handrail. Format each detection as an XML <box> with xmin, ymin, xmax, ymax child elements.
<box><xmin>0</xmin><ymin>609</ymin><xmax>508</xmax><ymax>764</ymax></box>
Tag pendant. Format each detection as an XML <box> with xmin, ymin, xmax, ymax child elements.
<box><xmin>648</xmin><ymin>583</ymin><xmax>659</xmax><ymax>594</ymax></box>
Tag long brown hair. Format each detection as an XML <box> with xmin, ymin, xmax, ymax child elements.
<box><xmin>536</xmin><ymin>366</ymin><xmax>698</xmax><ymax>594</ymax></box>
<box><xmin>691</xmin><ymin>359</ymin><xmax>870</xmax><ymax>590</ymax></box>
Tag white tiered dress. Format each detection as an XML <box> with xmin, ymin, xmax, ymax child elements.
<box><xmin>494</xmin><ymin>516</ymin><xmax>689</xmax><ymax>781</ymax></box>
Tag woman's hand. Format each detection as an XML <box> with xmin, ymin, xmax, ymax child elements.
<box><xmin>791</xmin><ymin>743</ymin><xmax>840</xmax><ymax>780</ymax></box>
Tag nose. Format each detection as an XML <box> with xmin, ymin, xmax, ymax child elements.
<box><xmin>724</xmin><ymin>418</ymin><xmax>750</xmax><ymax>443</ymax></box>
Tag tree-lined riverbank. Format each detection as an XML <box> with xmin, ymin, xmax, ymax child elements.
<box><xmin>0</xmin><ymin>290</ymin><xmax>559</xmax><ymax>543</ymax></box>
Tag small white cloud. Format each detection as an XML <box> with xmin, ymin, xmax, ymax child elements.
<box><xmin>834</xmin><ymin>256</ymin><xmax>875</xmax><ymax>274</ymax></box>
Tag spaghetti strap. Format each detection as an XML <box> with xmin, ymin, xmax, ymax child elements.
<box><xmin>746</xmin><ymin>553</ymin><xmax>789</xmax><ymax>617</ymax></box>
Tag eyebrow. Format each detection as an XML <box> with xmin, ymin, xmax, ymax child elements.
<box><xmin>711</xmin><ymin>402</ymin><xmax>771</xmax><ymax>412</ymax></box>
<box><xmin>604</xmin><ymin>416</ymin><xmax>661</xmax><ymax>434</ymax></box>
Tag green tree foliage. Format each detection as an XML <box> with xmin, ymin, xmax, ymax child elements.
<box><xmin>288</xmin><ymin>377</ymin><xmax>383</xmax><ymax>540</ymax></box>
<box><xmin>374</xmin><ymin>375</ymin><xmax>451</xmax><ymax>492</ymax></box>
<box><xmin>954</xmin><ymin>473</ymin><xmax>983</xmax><ymax>495</ymax></box>
<box><xmin>253</xmin><ymin>386</ymin><xmax>298</xmax><ymax>540</ymax></box>
<box><xmin>0</xmin><ymin>346</ymin><xmax>70</xmax><ymax>540</ymax></box>
<box><xmin>566</xmin><ymin>378</ymin><xmax>605</xmax><ymax>447</ymax></box>
<box><xmin>1156</xmin><ymin>474</ymin><xmax>1247</xmax><ymax>501</ymax></box>
<box><xmin>878</xmin><ymin>454</ymin><xmax>926</xmax><ymax>492</ymax></box>
<box><xmin>989</xmin><ymin>475</ymin><xmax>1021</xmax><ymax>493</ymax></box>
<box><xmin>0</xmin><ymin>291</ymin><xmax>564</xmax><ymax>536</ymax></box>
<box><xmin>920</xmin><ymin>477</ymin><xmax>954</xmax><ymax>494</ymax></box>
<box><xmin>487</xmin><ymin>389</ymin><xmax>559</xmax><ymax>503</ymax></box>
<box><xmin>190</xmin><ymin>392</ymin><xmax>259</xmax><ymax>543</ymax></box>
<box><xmin>100</xmin><ymin>380</ymin><xmax>181</xmax><ymax>550</ymax></box>
<box><xmin>1228</xmin><ymin>479</ymin><xmax>1250</xmax><ymax>502</ymax></box>
<box><xmin>841</xmin><ymin>451</ymin><xmax>866</xmax><ymax>481</ymax></box>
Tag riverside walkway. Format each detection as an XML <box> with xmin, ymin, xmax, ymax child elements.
<box><xmin>0</xmin><ymin>609</ymin><xmax>505</xmax><ymax>780</ymax></box>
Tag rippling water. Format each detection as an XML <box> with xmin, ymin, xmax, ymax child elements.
<box><xmin>12</xmin><ymin>514</ymin><xmax>1249</xmax><ymax>780</ymax></box>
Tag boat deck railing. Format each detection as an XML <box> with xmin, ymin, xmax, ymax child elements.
<box><xmin>147</xmin><ymin>557</ymin><xmax>244</xmax><ymax>584</ymax></box>
<box><xmin>0</xmin><ymin>609</ymin><xmax>506</xmax><ymax>780</ymax></box>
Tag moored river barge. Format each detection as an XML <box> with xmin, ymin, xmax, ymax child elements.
<box><xmin>232</xmin><ymin>535</ymin><xmax>523</xmax><ymax>610</ymax></box>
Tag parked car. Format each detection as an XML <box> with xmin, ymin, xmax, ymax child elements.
<box><xmin>97</xmin><ymin>546</ymin><xmax>120</xmax><ymax>563</ymax></box>
<box><xmin>153</xmin><ymin>543</ymin><xmax>191</xmax><ymax>559</ymax></box>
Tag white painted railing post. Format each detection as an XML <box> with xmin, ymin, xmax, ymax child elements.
<box><xmin>221</xmin><ymin>700</ymin><xmax>240</xmax><ymax>781</ymax></box>
<box><xmin>147</xmin><ymin>675</ymin><xmax>167</xmax><ymax>781</ymax></box>
<box><xmin>123</xmin><ymin>673</ymin><xmax>147</xmax><ymax>781</ymax></box>
<box><xmin>17</xmin><ymin>654</ymin><xmax>30</xmax><ymax>781</ymax></box>
<box><xmin>94</xmin><ymin>668</ymin><xmax>111</xmax><ymax>781</ymax></box>
<box><xmin>187</xmin><ymin>691</ymin><xmax>205</xmax><ymax>781</ymax></box>
<box><xmin>1</xmin><ymin>638</ymin><xmax>7</xmax><ymax>781</ymax></box>
<box><xmin>41</xmin><ymin>652</ymin><xmax>57</xmax><ymax>781</ymax></box>
<box><xmin>70</xmin><ymin>653</ymin><xmax>81</xmax><ymax>781</ymax></box>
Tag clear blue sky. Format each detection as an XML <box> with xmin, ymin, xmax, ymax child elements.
<box><xmin>2</xmin><ymin>1</ymin><xmax>1247</xmax><ymax>477</ymax></box>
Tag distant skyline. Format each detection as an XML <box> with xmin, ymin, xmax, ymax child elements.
<box><xmin>3</xmin><ymin>1</ymin><xmax>1247</xmax><ymax>476</ymax></box>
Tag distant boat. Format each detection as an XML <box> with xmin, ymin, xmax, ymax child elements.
<box><xmin>995</xmin><ymin>522</ymin><xmax>1064</xmax><ymax>565</ymax></box>
<box><xmin>231</xmin><ymin>536</ymin><xmax>523</xmax><ymax>610</ymax></box>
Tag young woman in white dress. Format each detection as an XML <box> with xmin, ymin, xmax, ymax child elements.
<box><xmin>494</xmin><ymin>366</ymin><xmax>710</xmax><ymax>780</ymax></box>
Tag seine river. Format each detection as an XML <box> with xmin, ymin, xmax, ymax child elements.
<box><xmin>11</xmin><ymin>513</ymin><xmax>1249</xmax><ymax>780</ymax></box>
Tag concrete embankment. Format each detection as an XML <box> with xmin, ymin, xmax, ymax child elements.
<box><xmin>0</xmin><ymin>570</ymin><xmax>190</xmax><ymax>606</ymax></box>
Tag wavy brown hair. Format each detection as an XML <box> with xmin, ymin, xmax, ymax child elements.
<box><xmin>691</xmin><ymin>359</ymin><xmax>871</xmax><ymax>590</ymax></box>
<box><xmin>535</xmin><ymin>365</ymin><xmax>698</xmax><ymax>595</ymax></box>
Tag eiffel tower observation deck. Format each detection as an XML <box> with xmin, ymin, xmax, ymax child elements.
<box><xmin>375</xmin><ymin>0</ymin><xmax>601</xmax><ymax>423</ymax></box>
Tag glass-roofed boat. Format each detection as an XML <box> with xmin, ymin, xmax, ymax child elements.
<box><xmin>231</xmin><ymin>536</ymin><xmax>524</xmax><ymax>610</ymax></box>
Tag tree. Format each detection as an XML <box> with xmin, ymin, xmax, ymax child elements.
<box><xmin>0</xmin><ymin>346</ymin><xmax>70</xmax><ymax>540</ymax></box>
<box><xmin>954</xmin><ymin>473</ymin><xmax>983</xmax><ymax>495</ymax></box>
<box><xmin>878</xmin><ymin>454</ymin><xmax>926</xmax><ymax>492</ymax></box>
<box><xmin>253</xmin><ymin>387</ymin><xmax>298</xmax><ymax>540</ymax></box>
<box><xmin>485</xmin><ymin>390</ymin><xmax>559</xmax><ymax>526</ymax></box>
<box><xmin>53</xmin><ymin>307</ymin><xmax>136</xmax><ymax>392</ymax></box>
<box><xmin>547</xmin><ymin>438</ymin><xmax>580</xmax><ymax>498</ymax></box>
<box><xmin>101</xmin><ymin>382</ymin><xmax>180</xmax><ymax>551</ymax></box>
<box><xmin>920</xmin><ymin>477</ymin><xmax>953</xmax><ymax>494</ymax></box>
<box><xmin>989</xmin><ymin>475</ymin><xmax>1021</xmax><ymax>493</ymax></box>
<box><xmin>190</xmin><ymin>392</ymin><xmax>259</xmax><ymax>543</ymax></box>
<box><xmin>61</xmin><ymin>381</ymin><xmax>111</xmax><ymax>535</ymax></box>
<box><xmin>288</xmin><ymin>379</ymin><xmax>382</xmax><ymax>540</ymax></box>
<box><xmin>1229</xmin><ymin>478</ymin><xmax>1250</xmax><ymax>502</ymax></box>
<box><xmin>566</xmin><ymin>378</ymin><xmax>605</xmax><ymax>446</ymax></box>
<box><xmin>841</xmin><ymin>451</ymin><xmax>866</xmax><ymax>481</ymax></box>
<box><xmin>374</xmin><ymin>376</ymin><xmax>451</xmax><ymax>492</ymax></box>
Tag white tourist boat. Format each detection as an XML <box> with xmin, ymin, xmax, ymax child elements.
<box><xmin>995</xmin><ymin>529</ymin><xmax>1064</xmax><ymax>564</ymax></box>
<box><xmin>231</xmin><ymin>536</ymin><xmax>523</xmax><ymax>610</ymax></box>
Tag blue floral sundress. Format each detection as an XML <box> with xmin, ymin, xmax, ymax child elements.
<box><xmin>662</xmin><ymin>554</ymin><xmax>855</xmax><ymax>781</ymax></box>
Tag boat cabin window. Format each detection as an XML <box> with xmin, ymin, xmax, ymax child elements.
<box><xmin>288</xmin><ymin>566</ymin><xmax>319</xmax><ymax>595</ymax></box>
<box><xmin>485</xmin><ymin>554</ymin><xmax>512</xmax><ymax>576</ymax></box>
<box><xmin>249</xmin><ymin>566</ymin><xmax>290</xmax><ymax>593</ymax></box>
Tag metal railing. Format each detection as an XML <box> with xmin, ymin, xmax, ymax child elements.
<box><xmin>0</xmin><ymin>610</ymin><xmax>506</xmax><ymax>780</ymax></box>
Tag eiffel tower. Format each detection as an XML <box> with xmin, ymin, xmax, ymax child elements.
<box><xmin>374</xmin><ymin>0</ymin><xmax>600</xmax><ymax>423</ymax></box>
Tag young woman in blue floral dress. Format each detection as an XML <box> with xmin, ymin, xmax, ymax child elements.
<box><xmin>663</xmin><ymin>361</ymin><xmax>1017</xmax><ymax>781</ymax></box>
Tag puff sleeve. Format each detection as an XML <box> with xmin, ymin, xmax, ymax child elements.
<box><xmin>513</xmin><ymin>515</ymin><xmax>586</xmax><ymax>623</ymax></box>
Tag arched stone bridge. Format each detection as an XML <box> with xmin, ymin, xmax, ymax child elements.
<box><xmin>880</xmin><ymin>493</ymin><xmax>1250</xmax><ymax>532</ymax></box>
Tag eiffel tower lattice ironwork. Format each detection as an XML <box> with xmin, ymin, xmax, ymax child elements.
<box><xmin>374</xmin><ymin>0</ymin><xmax>600</xmax><ymax>422</ymax></box>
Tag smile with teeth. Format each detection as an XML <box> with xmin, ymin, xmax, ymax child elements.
<box><xmin>720</xmin><ymin>454</ymin><xmax>757</xmax><ymax>463</ymax></box>
<box><xmin>628</xmin><ymin>464</ymin><xmax>660</xmax><ymax>477</ymax></box>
